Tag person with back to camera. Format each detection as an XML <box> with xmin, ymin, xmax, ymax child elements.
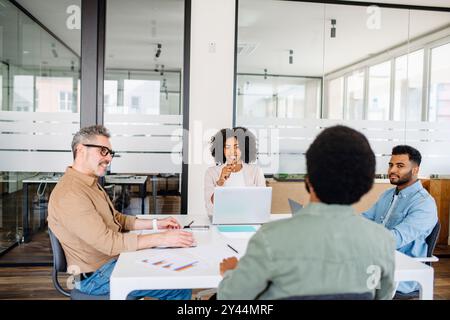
<box><xmin>204</xmin><ymin>127</ymin><xmax>266</xmax><ymax>217</ymax></box>
<box><xmin>217</xmin><ymin>125</ymin><xmax>396</xmax><ymax>300</ymax></box>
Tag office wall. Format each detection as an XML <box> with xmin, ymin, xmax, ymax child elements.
<box><xmin>186</xmin><ymin>0</ymin><xmax>450</xmax><ymax>216</ymax></box>
<box><xmin>188</xmin><ymin>0</ymin><xmax>235</xmax><ymax>215</ymax></box>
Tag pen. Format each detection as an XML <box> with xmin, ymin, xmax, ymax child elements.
<box><xmin>227</xmin><ymin>244</ymin><xmax>239</xmax><ymax>254</ymax></box>
<box><xmin>184</xmin><ymin>220</ymin><xmax>194</xmax><ymax>228</ymax></box>
<box><xmin>189</xmin><ymin>225</ymin><xmax>210</xmax><ymax>229</ymax></box>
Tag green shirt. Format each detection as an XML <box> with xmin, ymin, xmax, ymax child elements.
<box><xmin>218</xmin><ymin>202</ymin><xmax>396</xmax><ymax>300</ymax></box>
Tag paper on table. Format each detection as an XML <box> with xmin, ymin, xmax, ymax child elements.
<box><xmin>138</xmin><ymin>252</ymin><xmax>208</xmax><ymax>272</ymax></box>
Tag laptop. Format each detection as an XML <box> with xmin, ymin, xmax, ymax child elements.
<box><xmin>212</xmin><ymin>187</ymin><xmax>272</xmax><ymax>225</ymax></box>
<box><xmin>288</xmin><ymin>198</ymin><xmax>303</xmax><ymax>215</ymax></box>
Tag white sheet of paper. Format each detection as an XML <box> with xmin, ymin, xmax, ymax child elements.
<box><xmin>137</xmin><ymin>252</ymin><xmax>209</xmax><ymax>272</ymax></box>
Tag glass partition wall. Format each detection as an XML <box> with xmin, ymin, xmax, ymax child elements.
<box><xmin>104</xmin><ymin>0</ymin><xmax>185</xmax><ymax>214</ymax></box>
<box><xmin>0</xmin><ymin>0</ymin><xmax>81</xmax><ymax>254</ymax></box>
<box><xmin>0</xmin><ymin>0</ymin><xmax>188</xmax><ymax>260</ymax></box>
<box><xmin>235</xmin><ymin>0</ymin><xmax>450</xmax><ymax>177</ymax></box>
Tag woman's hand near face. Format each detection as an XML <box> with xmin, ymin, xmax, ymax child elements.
<box><xmin>217</xmin><ymin>164</ymin><xmax>233</xmax><ymax>186</ymax></box>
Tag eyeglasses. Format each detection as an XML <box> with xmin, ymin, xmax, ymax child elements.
<box><xmin>82</xmin><ymin>144</ymin><xmax>115</xmax><ymax>158</ymax></box>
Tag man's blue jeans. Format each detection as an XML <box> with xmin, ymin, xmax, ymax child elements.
<box><xmin>77</xmin><ymin>259</ymin><xmax>192</xmax><ymax>300</ymax></box>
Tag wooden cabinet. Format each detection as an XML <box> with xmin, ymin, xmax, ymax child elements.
<box><xmin>268</xmin><ymin>178</ymin><xmax>450</xmax><ymax>245</ymax></box>
<box><xmin>429</xmin><ymin>179</ymin><xmax>450</xmax><ymax>245</ymax></box>
<box><xmin>267</xmin><ymin>178</ymin><xmax>391</xmax><ymax>214</ymax></box>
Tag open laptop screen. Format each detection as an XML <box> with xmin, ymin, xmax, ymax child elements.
<box><xmin>212</xmin><ymin>187</ymin><xmax>272</xmax><ymax>225</ymax></box>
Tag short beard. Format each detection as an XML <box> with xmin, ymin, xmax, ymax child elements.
<box><xmin>97</xmin><ymin>162</ymin><xmax>109</xmax><ymax>177</ymax></box>
<box><xmin>390</xmin><ymin>170</ymin><xmax>413</xmax><ymax>186</ymax></box>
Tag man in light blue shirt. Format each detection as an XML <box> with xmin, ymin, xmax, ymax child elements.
<box><xmin>363</xmin><ymin>145</ymin><xmax>438</xmax><ymax>294</ymax></box>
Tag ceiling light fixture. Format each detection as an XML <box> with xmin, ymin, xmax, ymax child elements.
<box><xmin>51</xmin><ymin>43</ymin><xmax>58</xmax><ymax>58</ymax></box>
<box><xmin>155</xmin><ymin>43</ymin><xmax>162</xmax><ymax>58</ymax></box>
<box><xmin>331</xmin><ymin>19</ymin><xmax>336</xmax><ymax>38</ymax></box>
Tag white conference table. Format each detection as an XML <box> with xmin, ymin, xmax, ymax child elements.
<box><xmin>110</xmin><ymin>214</ymin><xmax>434</xmax><ymax>300</ymax></box>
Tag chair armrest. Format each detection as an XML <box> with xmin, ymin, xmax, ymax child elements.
<box><xmin>412</xmin><ymin>256</ymin><xmax>439</xmax><ymax>263</ymax></box>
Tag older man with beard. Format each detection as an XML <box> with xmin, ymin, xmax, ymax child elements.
<box><xmin>362</xmin><ymin>145</ymin><xmax>437</xmax><ymax>295</ymax></box>
<box><xmin>48</xmin><ymin>125</ymin><xmax>194</xmax><ymax>299</ymax></box>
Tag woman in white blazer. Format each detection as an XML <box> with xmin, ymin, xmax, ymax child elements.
<box><xmin>204</xmin><ymin>127</ymin><xmax>266</xmax><ymax>216</ymax></box>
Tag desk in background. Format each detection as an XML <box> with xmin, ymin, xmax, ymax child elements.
<box><xmin>110</xmin><ymin>214</ymin><xmax>434</xmax><ymax>300</ymax></box>
<box><xmin>104</xmin><ymin>175</ymin><xmax>148</xmax><ymax>215</ymax></box>
<box><xmin>22</xmin><ymin>174</ymin><xmax>61</xmax><ymax>242</ymax></box>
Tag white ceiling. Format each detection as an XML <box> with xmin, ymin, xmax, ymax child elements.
<box><xmin>15</xmin><ymin>0</ymin><xmax>82</xmax><ymax>55</ymax></box>
<box><xmin>105</xmin><ymin>0</ymin><xmax>184</xmax><ymax>70</ymax></box>
<box><xmin>238</xmin><ymin>0</ymin><xmax>450</xmax><ymax>76</ymax></box>
<box><xmin>15</xmin><ymin>0</ymin><xmax>184</xmax><ymax>71</ymax></box>
<box><xmin>13</xmin><ymin>0</ymin><xmax>450</xmax><ymax>76</ymax></box>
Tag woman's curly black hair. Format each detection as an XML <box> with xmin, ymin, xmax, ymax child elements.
<box><xmin>306</xmin><ymin>125</ymin><xmax>375</xmax><ymax>205</ymax></box>
<box><xmin>209</xmin><ymin>127</ymin><xmax>257</xmax><ymax>165</ymax></box>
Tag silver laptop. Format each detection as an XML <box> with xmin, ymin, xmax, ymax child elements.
<box><xmin>288</xmin><ymin>198</ymin><xmax>303</xmax><ymax>215</ymax></box>
<box><xmin>212</xmin><ymin>187</ymin><xmax>272</xmax><ymax>225</ymax></box>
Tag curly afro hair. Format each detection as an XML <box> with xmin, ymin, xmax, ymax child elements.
<box><xmin>209</xmin><ymin>127</ymin><xmax>257</xmax><ymax>165</ymax></box>
<box><xmin>306</xmin><ymin>125</ymin><xmax>375</xmax><ymax>205</ymax></box>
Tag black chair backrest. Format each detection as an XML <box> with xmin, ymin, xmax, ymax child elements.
<box><xmin>426</xmin><ymin>221</ymin><xmax>440</xmax><ymax>258</ymax></box>
<box><xmin>48</xmin><ymin>228</ymin><xmax>67</xmax><ymax>273</ymax></box>
<box><xmin>279</xmin><ymin>292</ymin><xmax>374</xmax><ymax>300</ymax></box>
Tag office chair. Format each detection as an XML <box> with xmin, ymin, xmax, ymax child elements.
<box><xmin>278</xmin><ymin>292</ymin><xmax>374</xmax><ymax>300</ymax></box>
<box><xmin>48</xmin><ymin>228</ymin><xmax>110</xmax><ymax>300</ymax></box>
<box><xmin>414</xmin><ymin>221</ymin><xmax>441</xmax><ymax>265</ymax></box>
<box><xmin>393</xmin><ymin>221</ymin><xmax>440</xmax><ymax>300</ymax></box>
<box><xmin>206</xmin><ymin>292</ymin><xmax>373</xmax><ymax>300</ymax></box>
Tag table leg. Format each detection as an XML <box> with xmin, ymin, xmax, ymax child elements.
<box><xmin>110</xmin><ymin>283</ymin><xmax>133</xmax><ymax>300</ymax></box>
<box><xmin>22</xmin><ymin>182</ymin><xmax>31</xmax><ymax>243</ymax></box>
<box><xmin>152</xmin><ymin>176</ymin><xmax>157</xmax><ymax>214</ymax></box>
<box><xmin>140</xmin><ymin>182</ymin><xmax>146</xmax><ymax>215</ymax></box>
<box><xmin>121</xmin><ymin>186</ymin><xmax>125</xmax><ymax>213</ymax></box>
<box><xmin>418</xmin><ymin>271</ymin><xmax>434</xmax><ymax>300</ymax></box>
